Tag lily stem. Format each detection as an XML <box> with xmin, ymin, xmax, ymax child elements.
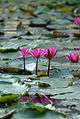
<box><xmin>36</xmin><ymin>58</ymin><xmax>38</xmax><ymax>75</ymax></box>
<box><xmin>23</xmin><ymin>58</ymin><xmax>26</xmax><ymax>74</ymax></box>
<box><xmin>48</xmin><ymin>59</ymin><xmax>51</xmax><ymax>77</ymax></box>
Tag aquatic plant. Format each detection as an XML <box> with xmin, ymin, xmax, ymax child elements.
<box><xmin>73</xmin><ymin>17</ymin><xmax>80</xmax><ymax>26</ymax></box>
<box><xmin>29</xmin><ymin>48</ymin><xmax>43</xmax><ymax>75</ymax></box>
<box><xmin>65</xmin><ymin>52</ymin><xmax>80</xmax><ymax>63</ymax></box>
<box><xmin>21</xmin><ymin>48</ymin><xmax>28</xmax><ymax>74</ymax></box>
<box><xmin>43</xmin><ymin>48</ymin><xmax>57</xmax><ymax>76</ymax></box>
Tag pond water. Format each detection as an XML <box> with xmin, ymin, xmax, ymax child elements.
<box><xmin>12</xmin><ymin>111</ymin><xmax>65</xmax><ymax>119</ymax></box>
<box><xmin>0</xmin><ymin>0</ymin><xmax>80</xmax><ymax>119</ymax></box>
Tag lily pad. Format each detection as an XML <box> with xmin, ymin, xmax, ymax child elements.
<box><xmin>38</xmin><ymin>82</ymin><xmax>50</xmax><ymax>88</ymax></box>
<box><xmin>29</xmin><ymin>18</ymin><xmax>48</xmax><ymax>27</ymax></box>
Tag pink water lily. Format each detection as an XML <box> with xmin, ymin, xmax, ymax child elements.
<box><xmin>30</xmin><ymin>48</ymin><xmax>43</xmax><ymax>58</ymax></box>
<box><xmin>43</xmin><ymin>48</ymin><xmax>57</xmax><ymax>60</ymax></box>
<box><xmin>31</xmin><ymin>97</ymin><xmax>50</xmax><ymax>104</ymax></box>
<box><xmin>65</xmin><ymin>52</ymin><xmax>80</xmax><ymax>63</ymax></box>
<box><xmin>21</xmin><ymin>48</ymin><xmax>28</xmax><ymax>58</ymax></box>
<box><xmin>30</xmin><ymin>94</ymin><xmax>60</xmax><ymax>104</ymax></box>
<box><xmin>30</xmin><ymin>48</ymin><xmax>43</xmax><ymax>75</ymax></box>
<box><xmin>21</xmin><ymin>48</ymin><xmax>28</xmax><ymax>74</ymax></box>
<box><xmin>73</xmin><ymin>17</ymin><xmax>80</xmax><ymax>26</ymax></box>
<box><xmin>43</xmin><ymin>48</ymin><xmax>57</xmax><ymax>76</ymax></box>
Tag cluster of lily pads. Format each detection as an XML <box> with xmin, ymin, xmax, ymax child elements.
<box><xmin>21</xmin><ymin>47</ymin><xmax>80</xmax><ymax>76</ymax></box>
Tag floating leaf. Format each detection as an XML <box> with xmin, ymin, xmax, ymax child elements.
<box><xmin>38</xmin><ymin>82</ymin><xmax>50</xmax><ymax>88</ymax></box>
<box><xmin>0</xmin><ymin>67</ymin><xmax>32</xmax><ymax>75</ymax></box>
<box><xmin>0</xmin><ymin>94</ymin><xmax>18</xmax><ymax>104</ymax></box>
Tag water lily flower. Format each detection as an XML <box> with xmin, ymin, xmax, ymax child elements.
<box><xmin>65</xmin><ymin>52</ymin><xmax>80</xmax><ymax>63</ymax></box>
<box><xmin>21</xmin><ymin>48</ymin><xmax>28</xmax><ymax>74</ymax></box>
<box><xmin>43</xmin><ymin>48</ymin><xmax>57</xmax><ymax>76</ymax></box>
<box><xmin>73</xmin><ymin>17</ymin><xmax>80</xmax><ymax>26</ymax></box>
<box><xmin>21</xmin><ymin>48</ymin><xmax>28</xmax><ymax>58</ymax></box>
<box><xmin>30</xmin><ymin>95</ymin><xmax>60</xmax><ymax>104</ymax></box>
<box><xmin>31</xmin><ymin>97</ymin><xmax>50</xmax><ymax>104</ymax></box>
<box><xmin>29</xmin><ymin>48</ymin><xmax>43</xmax><ymax>75</ymax></box>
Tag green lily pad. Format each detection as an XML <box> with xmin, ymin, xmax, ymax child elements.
<box><xmin>0</xmin><ymin>94</ymin><xmax>18</xmax><ymax>104</ymax></box>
